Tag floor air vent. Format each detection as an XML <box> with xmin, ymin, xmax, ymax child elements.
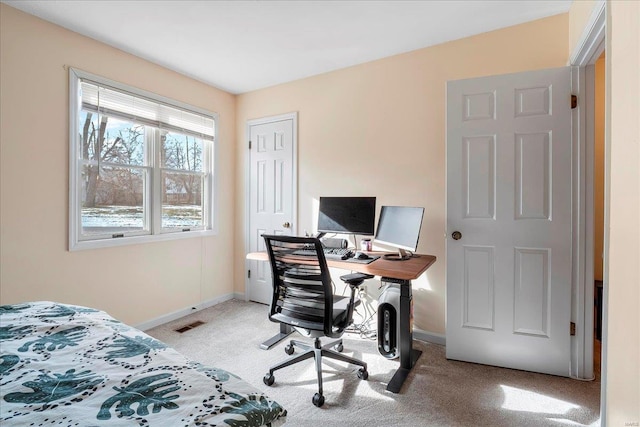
<box><xmin>174</xmin><ymin>320</ymin><xmax>205</xmax><ymax>333</ymax></box>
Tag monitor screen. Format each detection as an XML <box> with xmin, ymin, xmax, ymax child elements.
<box><xmin>317</xmin><ymin>197</ymin><xmax>376</xmax><ymax>235</ymax></box>
<box><xmin>374</xmin><ymin>206</ymin><xmax>425</xmax><ymax>252</ymax></box>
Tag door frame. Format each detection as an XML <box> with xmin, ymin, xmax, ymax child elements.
<box><xmin>243</xmin><ymin>112</ymin><xmax>298</xmax><ymax>301</ymax></box>
<box><xmin>569</xmin><ymin>0</ymin><xmax>605</xmax><ymax>381</ymax></box>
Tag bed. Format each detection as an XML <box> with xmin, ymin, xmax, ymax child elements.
<box><xmin>0</xmin><ymin>301</ymin><xmax>287</xmax><ymax>426</ymax></box>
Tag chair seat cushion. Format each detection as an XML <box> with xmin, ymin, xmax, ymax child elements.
<box><xmin>330</xmin><ymin>295</ymin><xmax>360</xmax><ymax>327</ymax></box>
<box><xmin>272</xmin><ymin>295</ymin><xmax>360</xmax><ymax>332</ymax></box>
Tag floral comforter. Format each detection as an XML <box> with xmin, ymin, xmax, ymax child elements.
<box><xmin>0</xmin><ymin>301</ymin><xmax>286</xmax><ymax>426</ymax></box>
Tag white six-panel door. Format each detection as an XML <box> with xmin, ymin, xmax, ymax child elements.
<box><xmin>446</xmin><ymin>67</ymin><xmax>573</xmax><ymax>376</ymax></box>
<box><xmin>247</xmin><ymin>114</ymin><xmax>296</xmax><ymax>305</ymax></box>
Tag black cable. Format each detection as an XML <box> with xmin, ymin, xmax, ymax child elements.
<box><xmin>345</xmin><ymin>309</ymin><xmax>377</xmax><ymax>340</ymax></box>
<box><xmin>344</xmin><ymin>289</ymin><xmax>378</xmax><ymax>339</ymax></box>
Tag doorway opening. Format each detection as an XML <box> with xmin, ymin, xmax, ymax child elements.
<box><xmin>592</xmin><ymin>52</ymin><xmax>605</xmax><ymax>380</ymax></box>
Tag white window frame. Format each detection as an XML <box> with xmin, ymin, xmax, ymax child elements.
<box><xmin>69</xmin><ymin>68</ymin><xmax>218</xmax><ymax>251</ymax></box>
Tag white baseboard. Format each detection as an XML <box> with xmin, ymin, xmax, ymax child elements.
<box><xmin>135</xmin><ymin>293</ymin><xmax>236</xmax><ymax>331</ymax></box>
<box><xmin>414</xmin><ymin>328</ymin><xmax>446</xmax><ymax>346</ymax></box>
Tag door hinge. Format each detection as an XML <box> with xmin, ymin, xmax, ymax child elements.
<box><xmin>247</xmin><ymin>270</ymin><xmax>251</xmax><ymax>279</ymax></box>
<box><xmin>570</xmin><ymin>322</ymin><xmax>576</xmax><ymax>336</ymax></box>
<box><xmin>248</xmin><ymin>140</ymin><xmax>252</xmax><ymax>149</ymax></box>
<box><xmin>571</xmin><ymin>95</ymin><xmax>578</xmax><ymax>109</ymax></box>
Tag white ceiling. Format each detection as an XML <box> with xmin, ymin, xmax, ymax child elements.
<box><xmin>4</xmin><ymin>0</ymin><xmax>572</xmax><ymax>94</ymax></box>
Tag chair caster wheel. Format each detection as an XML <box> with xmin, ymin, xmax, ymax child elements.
<box><xmin>284</xmin><ymin>344</ymin><xmax>294</xmax><ymax>355</ymax></box>
<box><xmin>263</xmin><ymin>373</ymin><xmax>275</xmax><ymax>386</ymax></box>
<box><xmin>312</xmin><ymin>392</ymin><xmax>325</xmax><ymax>407</ymax></box>
<box><xmin>335</xmin><ymin>343</ymin><xmax>343</xmax><ymax>352</ymax></box>
<box><xmin>357</xmin><ymin>368</ymin><xmax>368</xmax><ymax>380</ymax></box>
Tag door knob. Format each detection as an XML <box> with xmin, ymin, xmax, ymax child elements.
<box><xmin>452</xmin><ymin>231</ymin><xmax>462</xmax><ymax>240</ymax></box>
<box><xmin>282</xmin><ymin>222</ymin><xmax>291</xmax><ymax>228</ymax></box>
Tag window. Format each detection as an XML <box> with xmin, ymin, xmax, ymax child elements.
<box><xmin>69</xmin><ymin>69</ymin><xmax>216</xmax><ymax>250</ymax></box>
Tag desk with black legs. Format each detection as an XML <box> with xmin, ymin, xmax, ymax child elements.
<box><xmin>246</xmin><ymin>251</ymin><xmax>436</xmax><ymax>393</ymax></box>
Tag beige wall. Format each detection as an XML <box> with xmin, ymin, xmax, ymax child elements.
<box><xmin>569</xmin><ymin>0</ymin><xmax>600</xmax><ymax>57</ymax></box>
<box><xmin>0</xmin><ymin>5</ymin><xmax>237</xmax><ymax>325</ymax></box>
<box><xmin>235</xmin><ymin>14</ymin><xmax>569</xmax><ymax>335</ymax></box>
<box><xmin>604</xmin><ymin>1</ymin><xmax>640</xmax><ymax>423</ymax></box>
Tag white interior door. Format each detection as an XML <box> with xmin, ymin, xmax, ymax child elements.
<box><xmin>446</xmin><ymin>67</ymin><xmax>573</xmax><ymax>376</ymax></box>
<box><xmin>247</xmin><ymin>113</ymin><xmax>297</xmax><ymax>304</ymax></box>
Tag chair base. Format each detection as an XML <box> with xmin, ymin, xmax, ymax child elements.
<box><xmin>263</xmin><ymin>336</ymin><xmax>368</xmax><ymax>407</ymax></box>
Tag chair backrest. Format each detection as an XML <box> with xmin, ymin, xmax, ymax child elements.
<box><xmin>262</xmin><ymin>235</ymin><xmax>337</xmax><ymax>337</ymax></box>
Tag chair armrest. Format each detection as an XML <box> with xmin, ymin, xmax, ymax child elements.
<box><xmin>339</xmin><ymin>272</ymin><xmax>374</xmax><ymax>286</ymax></box>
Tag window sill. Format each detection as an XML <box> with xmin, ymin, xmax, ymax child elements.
<box><xmin>69</xmin><ymin>228</ymin><xmax>216</xmax><ymax>251</ymax></box>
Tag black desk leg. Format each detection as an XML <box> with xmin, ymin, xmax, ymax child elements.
<box><xmin>260</xmin><ymin>323</ymin><xmax>293</xmax><ymax>350</ymax></box>
<box><xmin>386</xmin><ymin>279</ymin><xmax>422</xmax><ymax>393</ymax></box>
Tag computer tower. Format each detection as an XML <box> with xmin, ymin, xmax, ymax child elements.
<box><xmin>377</xmin><ymin>282</ymin><xmax>401</xmax><ymax>359</ymax></box>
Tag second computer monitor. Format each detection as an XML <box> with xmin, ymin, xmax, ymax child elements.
<box><xmin>374</xmin><ymin>206</ymin><xmax>425</xmax><ymax>260</ymax></box>
<box><xmin>317</xmin><ymin>196</ymin><xmax>376</xmax><ymax>235</ymax></box>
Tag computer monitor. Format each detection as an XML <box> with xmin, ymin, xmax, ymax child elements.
<box><xmin>317</xmin><ymin>196</ymin><xmax>376</xmax><ymax>236</ymax></box>
<box><xmin>374</xmin><ymin>206</ymin><xmax>425</xmax><ymax>261</ymax></box>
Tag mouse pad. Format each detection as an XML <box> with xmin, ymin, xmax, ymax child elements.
<box><xmin>344</xmin><ymin>255</ymin><xmax>380</xmax><ymax>264</ymax></box>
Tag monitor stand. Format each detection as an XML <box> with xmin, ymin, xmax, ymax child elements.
<box><xmin>383</xmin><ymin>248</ymin><xmax>411</xmax><ymax>261</ymax></box>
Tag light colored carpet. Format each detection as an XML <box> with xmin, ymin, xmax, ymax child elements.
<box><xmin>147</xmin><ymin>299</ymin><xmax>600</xmax><ymax>427</ymax></box>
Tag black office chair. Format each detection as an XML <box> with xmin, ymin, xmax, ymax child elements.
<box><xmin>262</xmin><ymin>234</ymin><xmax>372</xmax><ymax>407</ymax></box>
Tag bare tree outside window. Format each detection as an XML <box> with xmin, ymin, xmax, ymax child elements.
<box><xmin>161</xmin><ymin>132</ymin><xmax>204</xmax><ymax>229</ymax></box>
<box><xmin>80</xmin><ymin>112</ymin><xmax>145</xmax><ymax>233</ymax></box>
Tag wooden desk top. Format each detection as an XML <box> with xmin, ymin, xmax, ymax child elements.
<box><xmin>246</xmin><ymin>251</ymin><xmax>436</xmax><ymax>281</ymax></box>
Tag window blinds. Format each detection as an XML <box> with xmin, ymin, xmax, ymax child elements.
<box><xmin>80</xmin><ymin>80</ymin><xmax>215</xmax><ymax>141</ymax></box>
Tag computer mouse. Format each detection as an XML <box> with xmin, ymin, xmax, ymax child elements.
<box><xmin>355</xmin><ymin>252</ymin><xmax>370</xmax><ymax>260</ymax></box>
